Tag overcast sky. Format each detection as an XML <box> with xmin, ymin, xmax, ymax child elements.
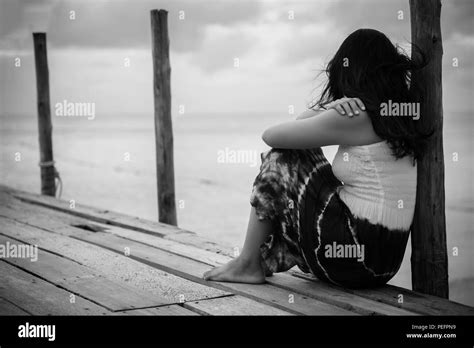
<box><xmin>0</xmin><ymin>0</ymin><xmax>472</xmax><ymax>115</ymax></box>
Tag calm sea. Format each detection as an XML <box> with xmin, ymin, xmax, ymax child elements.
<box><xmin>1</xmin><ymin>111</ymin><xmax>472</xmax><ymax>306</ymax></box>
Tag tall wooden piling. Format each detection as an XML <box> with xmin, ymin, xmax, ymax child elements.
<box><xmin>409</xmin><ymin>0</ymin><xmax>448</xmax><ymax>298</ymax></box>
<box><xmin>33</xmin><ymin>33</ymin><xmax>56</xmax><ymax>197</ymax></box>
<box><xmin>150</xmin><ymin>10</ymin><xmax>177</xmax><ymax>226</ymax></box>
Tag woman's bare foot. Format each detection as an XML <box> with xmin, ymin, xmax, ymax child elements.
<box><xmin>202</xmin><ymin>257</ymin><xmax>265</xmax><ymax>284</ymax></box>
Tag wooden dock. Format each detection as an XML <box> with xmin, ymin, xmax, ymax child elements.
<box><xmin>0</xmin><ymin>185</ymin><xmax>472</xmax><ymax>316</ymax></box>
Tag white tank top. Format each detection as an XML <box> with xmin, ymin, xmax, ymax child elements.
<box><xmin>332</xmin><ymin>141</ymin><xmax>417</xmax><ymax>231</ymax></box>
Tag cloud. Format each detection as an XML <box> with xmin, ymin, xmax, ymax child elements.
<box><xmin>252</xmin><ymin>0</ymin><xmax>413</xmax><ymax>70</ymax></box>
<box><xmin>442</xmin><ymin>0</ymin><xmax>474</xmax><ymax>39</ymax></box>
<box><xmin>0</xmin><ymin>0</ymin><xmax>263</xmax><ymax>52</ymax></box>
<box><xmin>271</xmin><ymin>0</ymin><xmax>473</xmax><ymax>68</ymax></box>
<box><xmin>186</xmin><ymin>24</ymin><xmax>256</xmax><ymax>73</ymax></box>
<box><xmin>0</xmin><ymin>0</ymin><xmax>472</xmax><ymax>115</ymax></box>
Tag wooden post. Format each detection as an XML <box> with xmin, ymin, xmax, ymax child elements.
<box><xmin>150</xmin><ymin>10</ymin><xmax>177</xmax><ymax>226</ymax></box>
<box><xmin>409</xmin><ymin>0</ymin><xmax>448</xmax><ymax>298</ymax></box>
<box><xmin>33</xmin><ymin>33</ymin><xmax>56</xmax><ymax>197</ymax></box>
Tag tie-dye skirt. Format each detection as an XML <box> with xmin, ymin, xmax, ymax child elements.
<box><xmin>250</xmin><ymin>148</ymin><xmax>409</xmax><ymax>288</ymax></box>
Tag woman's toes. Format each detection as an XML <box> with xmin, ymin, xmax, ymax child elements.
<box><xmin>201</xmin><ymin>260</ymin><xmax>265</xmax><ymax>284</ymax></box>
<box><xmin>202</xmin><ymin>269</ymin><xmax>214</xmax><ymax>280</ymax></box>
<box><xmin>203</xmin><ymin>266</ymin><xmax>223</xmax><ymax>280</ymax></box>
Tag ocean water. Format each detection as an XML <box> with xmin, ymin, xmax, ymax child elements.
<box><xmin>1</xmin><ymin>111</ymin><xmax>472</xmax><ymax>306</ymax></box>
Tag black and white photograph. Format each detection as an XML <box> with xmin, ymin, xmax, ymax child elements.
<box><xmin>0</xmin><ymin>0</ymin><xmax>473</xmax><ymax>345</ymax></box>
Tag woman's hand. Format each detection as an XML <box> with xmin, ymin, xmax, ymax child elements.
<box><xmin>327</xmin><ymin>97</ymin><xmax>366</xmax><ymax>117</ymax></box>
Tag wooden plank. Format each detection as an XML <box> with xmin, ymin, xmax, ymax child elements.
<box><xmin>0</xmin><ymin>186</ymin><xmax>176</xmax><ymax>235</ymax></box>
<box><xmin>73</xmin><ymin>212</ymin><xmax>464</xmax><ymax>315</ymax></box>
<box><xmin>0</xmin><ymin>186</ymin><xmax>175</xmax><ymax>237</ymax></box>
<box><xmin>47</xmin><ymin>215</ymin><xmax>420</xmax><ymax>316</ymax></box>
<box><xmin>0</xmin><ymin>197</ymin><xmax>419</xmax><ymax>315</ymax></box>
<box><xmin>3</xmin><ymin>186</ymin><xmax>471</xmax><ymax>315</ymax></box>
<box><xmin>350</xmin><ymin>284</ymin><xmax>474</xmax><ymax>316</ymax></box>
<box><xmin>71</xmin><ymin>231</ymin><xmax>357</xmax><ymax>315</ymax></box>
<box><xmin>0</xmin><ymin>212</ymin><xmax>300</xmax><ymax>315</ymax></box>
<box><xmin>0</xmin><ymin>235</ymin><xmax>172</xmax><ymax>311</ymax></box>
<box><xmin>72</xmin><ymin>219</ymin><xmax>232</xmax><ymax>266</ymax></box>
<box><xmin>0</xmin><ymin>209</ymin><xmax>296</xmax><ymax>315</ymax></box>
<box><xmin>267</xmin><ymin>274</ymin><xmax>417</xmax><ymax>316</ymax></box>
<box><xmin>2</xmin><ymin>185</ymin><xmax>233</xmax><ymax>254</ymax></box>
<box><xmin>0</xmin><ymin>213</ymin><xmax>295</xmax><ymax>316</ymax></box>
<box><xmin>74</xmin><ymin>220</ymin><xmax>422</xmax><ymax>316</ymax></box>
<box><xmin>0</xmin><ymin>190</ymin><xmax>102</xmax><ymax>235</ymax></box>
<box><xmin>0</xmin><ymin>197</ymin><xmax>427</xmax><ymax>315</ymax></box>
<box><xmin>117</xmin><ymin>304</ymin><xmax>199</xmax><ymax>316</ymax></box>
<box><xmin>2</xmin><ymin>243</ymin><xmax>99</xmax><ymax>283</ymax></box>
<box><xmin>0</xmin><ymin>297</ymin><xmax>31</xmax><ymax>315</ymax></box>
<box><xmin>0</xmin><ymin>217</ymin><xmax>230</xmax><ymax>302</ymax></box>
<box><xmin>0</xmin><ymin>261</ymin><xmax>110</xmax><ymax>315</ymax></box>
<box><xmin>184</xmin><ymin>295</ymin><xmax>293</xmax><ymax>316</ymax></box>
<box><xmin>0</xmin><ymin>195</ymin><xmax>231</xmax><ymax>267</ymax></box>
<box><xmin>292</xmin><ymin>270</ymin><xmax>474</xmax><ymax>316</ymax></box>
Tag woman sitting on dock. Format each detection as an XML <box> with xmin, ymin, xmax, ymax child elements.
<box><xmin>203</xmin><ymin>28</ymin><xmax>428</xmax><ymax>288</ymax></box>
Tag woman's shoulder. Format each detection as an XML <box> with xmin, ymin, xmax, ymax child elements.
<box><xmin>337</xmin><ymin>110</ymin><xmax>384</xmax><ymax>146</ymax></box>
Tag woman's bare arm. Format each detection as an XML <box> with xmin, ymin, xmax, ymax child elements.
<box><xmin>295</xmin><ymin>98</ymin><xmax>365</xmax><ymax>121</ymax></box>
<box><xmin>295</xmin><ymin>108</ymin><xmax>321</xmax><ymax>120</ymax></box>
<box><xmin>262</xmin><ymin>109</ymin><xmax>382</xmax><ymax>149</ymax></box>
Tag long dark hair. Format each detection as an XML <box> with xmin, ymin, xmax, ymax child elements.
<box><xmin>311</xmin><ymin>28</ymin><xmax>431</xmax><ymax>162</ymax></box>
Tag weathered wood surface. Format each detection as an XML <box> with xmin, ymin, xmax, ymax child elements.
<box><xmin>0</xmin><ymin>235</ymin><xmax>173</xmax><ymax>312</ymax></box>
<box><xmin>0</xmin><ymin>185</ymin><xmax>472</xmax><ymax>316</ymax></box>
<box><xmin>0</xmin><ymin>217</ymin><xmax>231</xmax><ymax>303</ymax></box>
<box><xmin>116</xmin><ymin>305</ymin><xmax>199</xmax><ymax>316</ymax></box>
<box><xmin>0</xmin><ymin>262</ymin><xmax>110</xmax><ymax>315</ymax></box>
<box><xmin>291</xmin><ymin>270</ymin><xmax>472</xmax><ymax>316</ymax></box>
<box><xmin>184</xmin><ymin>295</ymin><xmax>293</xmax><ymax>316</ymax></box>
<box><xmin>150</xmin><ymin>9</ymin><xmax>177</xmax><ymax>226</ymax></box>
<box><xmin>33</xmin><ymin>33</ymin><xmax>56</xmax><ymax>196</ymax></box>
<box><xmin>3</xmin><ymin>185</ymin><xmax>229</xmax><ymax>254</ymax></box>
<box><xmin>0</xmin><ymin>298</ymin><xmax>31</xmax><ymax>316</ymax></box>
<box><xmin>70</xmin><ymin>230</ymin><xmax>357</xmax><ymax>315</ymax></box>
<box><xmin>409</xmin><ymin>0</ymin><xmax>448</xmax><ymax>298</ymax></box>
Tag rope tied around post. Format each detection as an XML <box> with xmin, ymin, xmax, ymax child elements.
<box><xmin>37</xmin><ymin>160</ymin><xmax>62</xmax><ymax>198</ymax></box>
<box><xmin>38</xmin><ymin>160</ymin><xmax>55</xmax><ymax>168</ymax></box>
